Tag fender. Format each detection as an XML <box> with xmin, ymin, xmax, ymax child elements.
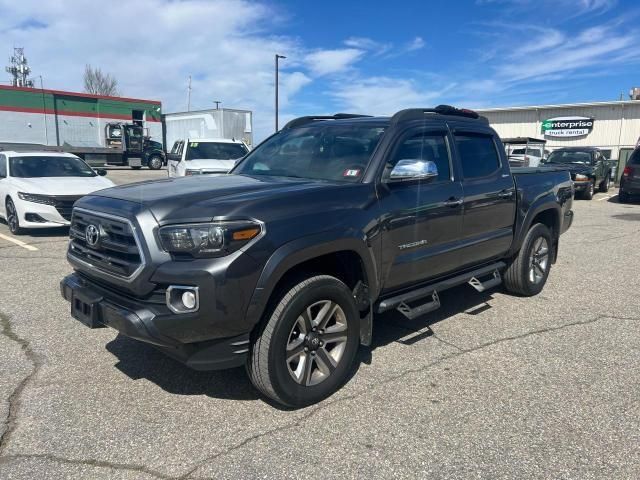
<box><xmin>244</xmin><ymin>230</ymin><xmax>379</xmax><ymax>341</ymax></box>
<box><xmin>510</xmin><ymin>194</ymin><xmax>561</xmax><ymax>258</ymax></box>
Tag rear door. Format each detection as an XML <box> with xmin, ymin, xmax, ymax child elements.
<box><xmin>452</xmin><ymin>127</ymin><xmax>516</xmax><ymax>267</ymax></box>
<box><xmin>379</xmin><ymin>126</ymin><xmax>465</xmax><ymax>291</ymax></box>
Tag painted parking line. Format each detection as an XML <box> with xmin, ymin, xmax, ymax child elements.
<box><xmin>0</xmin><ymin>232</ymin><xmax>39</xmax><ymax>251</ymax></box>
<box><xmin>597</xmin><ymin>194</ymin><xmax>616</xmax><ymax>201</ymax></box>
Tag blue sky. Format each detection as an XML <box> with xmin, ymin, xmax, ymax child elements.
<box><xmin>1</xmin><ymin>0</ymin><xmax>639</xmax><ymax>140</ymax></box>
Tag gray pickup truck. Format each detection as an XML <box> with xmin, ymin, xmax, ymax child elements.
<box><xmin>60</xmin><ymin>105</ymin><xmax>574</xmax><ymax>407</ymax></box>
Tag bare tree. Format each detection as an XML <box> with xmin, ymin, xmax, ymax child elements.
<box><xmin>83</xmin><ymin>64</ymin><xmax>120</xmax><ymax>96</ymax></box>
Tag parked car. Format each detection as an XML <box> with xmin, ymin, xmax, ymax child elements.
<box><xmin>619</xmin><ymin>146</ymin><xmax>640</xmax><ymax>203</ymax></box>
<box><xmin>543</xmin><ymin>147</ymin><xmax>613</xmax><ymax>200</ymax></box>
<box><xmin>167</xmin><ymin>138</ymin><xmax>249</xmax><ymax>177</ymax></box>
<box><xmin>60</xmin><ymin>105</ymin><xmax>574</xmax><ymax>407</ymax></box>
<box><xmin>0</xmin><ymin>151</ymin><xmax>114</xmax><ymax>235</ymax></box>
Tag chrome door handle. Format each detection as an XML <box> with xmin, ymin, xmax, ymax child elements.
<box><xmin>444</xmin><ymin>198</ymin><xmax>463</xmax><ymax>207</ymax></box>
<box><xmin>498</xmin><ymin>190</ymin><xmax>514</xmax><ymax>199</ymax></box>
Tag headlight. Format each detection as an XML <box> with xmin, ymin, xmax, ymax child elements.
<box><xmin>185</xmin><ymin>169</ymin><xmax>202</xmax><ymax>176</ymax></box>
<box><xmin>158</xmin><ymin>221</ymin><xmax>263</xmax><ymax>258</ymax></box>
<box><xmin>575</xmin><ymin>174</ymin><xmax>589</xmax><ymax>181</ymax></box>
<box><xmin>17</xmin><ymin>192</ymin><xmax>56</xmax><ymax>205</ymax></box>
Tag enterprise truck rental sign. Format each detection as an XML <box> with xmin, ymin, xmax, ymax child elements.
<box><xmin>541</xmin><ymin>116</ymin><xmax>594</xmax><ymax>138</ymax></box>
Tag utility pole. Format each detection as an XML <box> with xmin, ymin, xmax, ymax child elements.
<box><xmin>187</xmin><ymin>75</ymin><xmax>192</xmax><ymax>112</ymax></box>
<box><xmin>275</xmin><ymin>54</ymin><xmax>286</xmax><ymax>132</ymax></box>
<box><xmin>39</xmin><ymin>75</ymin><xmax>49</xmax><ymax>145</ymax></box>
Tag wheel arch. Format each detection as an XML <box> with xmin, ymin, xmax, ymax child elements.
<box><xmin>245</xmin><ymin>233</ymin><xmax>378</xmax><ymax>344</ymax></box>
<box><xmin>511</xmin><ymin>201</ymin><xmax>561</xmax><ymax>262</ymax></box>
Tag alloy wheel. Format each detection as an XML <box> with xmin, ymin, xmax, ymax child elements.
<box><xmin>6</xmin><ymin>201</ymin><xmax>18</xmax><ymax>233</ymax></box>
<box><xmin>286</xmin><ymin>300</ymin><xmax>348</xmax><ymax>386</ymax></box>
<box><xmin>528</xmin><ymin>237</ymin><xmax>549</xmax><ymax>284</ymax></box>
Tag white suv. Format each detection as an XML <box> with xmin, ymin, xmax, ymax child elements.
<box><xmin>167</xmin><ymin>138</ymin><xmax>249</xmax><ymax>177</ymax></box>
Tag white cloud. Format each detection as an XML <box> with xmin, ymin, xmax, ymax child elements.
<box><xmin>344</xmin><ymin>37</ymin><xmax>392</xmax><ymax>56</ymax></box>
<box><xmin>406</xmin><ymin>37</ymin><xmax>425</xmax><ymax>52</ymax></box>
<box><xmin>330</xmin><ymin>77</ymin><xmax>457</xmax><ymax>115</ymax></box>
<box><xmin>304</xmin><ymin>48</ymin><xmax>364</xmax><ymax>76</ymax></box>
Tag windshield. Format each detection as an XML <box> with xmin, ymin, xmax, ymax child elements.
<box><xmin>546</xmin><ymin>150</ymin><xmax>592</xmax><ymax>164</ymax></box>
<box><xmin>233</xmin><ymin>124</ymin><xmax>386</xmax><ymax>182</ymax></box>
<box><xmin>9</xmin><ymin>156</ymin><xmax>96</xmax><ymax>178</ymax></box>
<box><xmin>185</xmin><ymin>142</ymin><xmax>248</xmax><ymax>161</ymax></box>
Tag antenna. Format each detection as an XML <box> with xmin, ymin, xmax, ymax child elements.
<box><xmin>5</xmin><ymin>47</ymin><xmax>34</xmax><ymax>87</ymax></box>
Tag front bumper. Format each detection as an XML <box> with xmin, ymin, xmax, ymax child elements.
<box><xmin>60</xmin><ymin>273</ymin><xmax>250</xmax><ymax>370</ymax></box>
<box><xmin>572</xmin><ymin>180</ymin><xmax>591</xmax><ymax>192</ymax></box>
<box><xmin>15</xmin><ymin>200</ymin><xmax>70</xmax><ymax>228</ymax></box>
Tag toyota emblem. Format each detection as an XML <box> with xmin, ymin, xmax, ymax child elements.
<box><xmin>85</xmin><ymin>224</ymin><xmax>100</xmax><ymax>247</ymax></box>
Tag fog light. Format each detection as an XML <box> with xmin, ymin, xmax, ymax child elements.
<box><xmin>182</xmin><ymin>291</ymin><xmax>197</xmax><ymax>309</ymax></box>
<box><xmin>166</xmin><ymin>286</ymin><xmax>199</xmax><ymax>314</ymax></box>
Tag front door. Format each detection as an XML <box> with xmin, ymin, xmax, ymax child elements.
<box><xmin>379</xmin><ymin>128</ymin><xmax>464</xmax><ymax>292</ymax></box>
<box><xmin>167</xmin><ymin>141</ymin><xmax>184</xmax><ymax>177</ymax></box>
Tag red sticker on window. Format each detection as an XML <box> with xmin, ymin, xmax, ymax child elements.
<box><xmin>343</xmin><ymin>169</ymin><xmax>361</xmax><ymax>177</ymax></box>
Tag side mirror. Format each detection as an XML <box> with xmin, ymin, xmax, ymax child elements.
<box><xmin>387</xmin><ymin>159</ymin><xmax>438</xmax><ymax>183</ymax></box>
<box><xmin>96</xmin><ymin>169</ymin><xmax>107</xmax><ymax>176</ymax></box>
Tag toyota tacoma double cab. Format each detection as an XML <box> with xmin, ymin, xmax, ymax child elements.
<box><xmin>60</xmin><ymin>105</ymin><xmax>574</xmax><ymax>407</ymax></box>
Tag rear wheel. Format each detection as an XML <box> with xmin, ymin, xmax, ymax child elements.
<box><xmin>599</xmin><ymin>174</ymin><xmax>610</xmax><ymax>193</ymax></box>
<box><xmin>247</xmin><ymin>275</ymin><xmax>360</xmax><ymax>407</ymax></box>
<box><xmin>148</xmin><ymin>156</ymin><xmax>163</xmax><ymax>170</ymax></box>
<box><xmin>5</xmin><ymin>198</ymin><xmax>24</xmax><ymax>235</ymax></box>
<box><xmin>503</xmin><ymin>223</ymin><xmax>552</xmax><ymax>296</ymax></box>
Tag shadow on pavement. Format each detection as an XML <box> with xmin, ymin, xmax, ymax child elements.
<box><xmin>105</xmin><ymin>284</ymin><xmax>494</xmax><ymax>406</ymax></box>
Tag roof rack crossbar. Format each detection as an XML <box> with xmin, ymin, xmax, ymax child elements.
<box><xmin>390</xmin><ymin>105</ymin><xmax>488</xmax><ymax>125</ymax></box>
<box><xmin>282</xmin><ymin>113</ymin><xmax>372</xmax><ymax>130</ymax></box>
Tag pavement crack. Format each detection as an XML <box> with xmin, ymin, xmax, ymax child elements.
<box><xmin>0</xmin><ymin>453</ymin><xmax>176</xmax><ymax>479</ymax></box>
<box><xmin>182</xmin><ymin>313</ymin><xmax>636</xmax><ymax>477</ymax></box>
<box><xmin>0</xmin><ymin>311</ymin><xmax>41</xmax><ymax>457</ymax></box>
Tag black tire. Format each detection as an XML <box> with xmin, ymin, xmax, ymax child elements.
<box><xmin>148</xmin><ymin>156</ymin><xmax>163</xmax><ymax>170</ymax></box>
<box><xmin>247</xmin><ymin>275</ymin><xmax>360</xmax><ymax>407</ymax></box>
<box><xmin>503</xmin><ymin>223</ymin><xmax>552</xmax><ymax>297</ymax></box>
<box><xmin>131</xmin><ymin>166</ymin><xmax>142</xmax><ymax>170</ymax></box>
<box><xmin>599</xmin><ymin>174</ymin><xmax>610</xmax><ymax>193</ymax></box>
<box><xmin>5</xmin><ymin>198</ymin><xmax>24</xmax><ymax>235</ymax></box>
<box><xmin>582</xmin><ymin>180</ymin><xmax>595</xmax><ymax>200</ymax></box>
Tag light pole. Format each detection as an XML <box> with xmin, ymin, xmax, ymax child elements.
<box><xmin>213</xmin><ymin>100</ymin><xmax>221</xmax><ymax>110</ymax></box>
<box><xmin>39</xmin><ymin>75</ymin><xmax>49</xmax><ymax>145</ymax></box>
<box><xmin>275</xmin><ymin>54</ymin><xmax>286</xmax><ymax>131</ymax></box>
<box><xmin>187</xmin><ymin>75</ymin><xmax>192</xmax><ymax>112</ymax></box>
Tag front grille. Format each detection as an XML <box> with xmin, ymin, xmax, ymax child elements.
<box><xmin>52</xmin><ymin>196</ymin><xmax>84</xmax><ymax>221</ymax></box>
<box><xmin>68</xmin><ymin>209</ymin><xmax>144</xmax><ymax>279</ymax></box>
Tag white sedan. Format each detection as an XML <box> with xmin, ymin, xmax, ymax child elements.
<box><xmin>0</xmin><ymin>151</ymin><xmax>114</xmax><ymax>235</ymax></box>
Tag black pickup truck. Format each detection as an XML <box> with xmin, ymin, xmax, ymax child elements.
<box><xmin>543</xmin><ymin>147</ymin><xmax>613</xmax><ymax>200</ymax></box>
<box><xmin>60</xmin><ymin>106</ymin><xmax>574</xmax><ymax>407</ymax></box>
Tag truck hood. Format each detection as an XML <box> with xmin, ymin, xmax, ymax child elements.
<box><xmin>542</xmin><ymin>163</ymin><xmax>593</xmax><ymax>175</ymax></box>
<box><xmin>10</xmin><ymin>176</ymin><xmax>115</xmax><ymax>196</ymax></box>
<box><xmin>89</xmin><ymin>174</ymin><xmax>351</xmax><ymax>224</ymax></box>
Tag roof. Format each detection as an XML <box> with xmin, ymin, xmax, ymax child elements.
<box><xmin>477</xmin><ymin>99</ymin><xmax>640</xmax><ymax>113</ymax></box>
<box><xmin>0</xmin><ymin>85</ymin><xmax>161</xmax><ymax>105</ymax></box>
<box><xmin>1</xmin><ymin>150</ymin><xmax>77</xmax><ymax>157</ymax></box>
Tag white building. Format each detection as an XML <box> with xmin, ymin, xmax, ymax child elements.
<box><xmin>477</xmin><ymin>99</ymin><xmax>640</xmax><ymax>179</ymax></box>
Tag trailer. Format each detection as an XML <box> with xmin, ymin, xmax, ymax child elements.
<box><xmin>162</xmin><ymin>108</ymin><xmax>253</xmax><ymax>151</ymax></box>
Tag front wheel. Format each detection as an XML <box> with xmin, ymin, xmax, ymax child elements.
<box><xmin>247</xmin><ymin>275</ymin><xmax>360</xmax><ymax>407</ymax></box>
<box><xmin>503</xmin><ymin>223</ymin><xmax>552</xmax><ymax>296</ymax></box>
<box><xmin>148</xmin><ymin>156</ymin><xmax>163</xmax><ymax>170</ymax></box>
<box><xmin>5</xmin><ymin>198</ymin><xmax>24</xmax><ymax>235</ymax></box>
<box><xmin>582</xmin><ymin>180</ymin><xmax>595</xmax><ymax>200</ymax></box>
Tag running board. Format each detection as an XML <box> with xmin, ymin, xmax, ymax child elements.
<box><xmin>468</xmin><ymin>270</ymin><xmax>502</xmax><ymax>292</ymax></box>
<box><xmin>377</xmin><ymin>261</ymin><xmax>506</xmax><ymax>317</ymax></box>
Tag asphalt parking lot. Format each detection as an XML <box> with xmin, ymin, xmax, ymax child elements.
<box><xmin>0</xmin><ymin>170</ymin><xmax>639</xmax><ymax>479</ymax></box>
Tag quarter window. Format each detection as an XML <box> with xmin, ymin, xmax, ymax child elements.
<box><xmin>455</xmin><ymin>134</ymin><xmax>501</xmax><ymax>179</ymax></box>
<box><xmin>0</xmin><ymin>155</ymin><xmax>6</xmax><ymax>178</ymax></box>
<box><xmin>392</xmin><ymin>133</ymin><xmax>451</xmax><ymax>182</ymax></box>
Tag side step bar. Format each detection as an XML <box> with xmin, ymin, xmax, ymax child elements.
<box><xmin>377</xmin><ymin>262</ymin><xmax>505</xmax><ymax>319</ymax></box>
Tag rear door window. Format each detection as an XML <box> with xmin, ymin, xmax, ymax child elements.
<box><xmin>455</xmin><ymin>134</ymin><xmax>501</xmax><ymax>179</ymax></box>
